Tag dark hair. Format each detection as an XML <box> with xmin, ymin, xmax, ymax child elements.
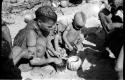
<box><xmin>35</xmin><ymin>6</ymin><xmax>57</xmax><ymax>23</ymax></box>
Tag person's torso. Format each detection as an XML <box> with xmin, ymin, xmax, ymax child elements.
<box><xmin>67</xmin><ymin>24</ymin><xmax>80</xmax><ymax>44</ymax></box>
<box><xmin>28</xmin><ymin>21</ymin><xmax>48</xmax><ymax>54</ymax></box>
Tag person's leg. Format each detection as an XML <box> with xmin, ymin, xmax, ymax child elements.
<box><xmin>30</xmin><ymin>51</ymin><xmax>63</xmax><ymax>66</ymax></box>
<box><xmin>12</xmin><ymin>46</ymin><xmax>23</xmax><ymax>59</ymax></box>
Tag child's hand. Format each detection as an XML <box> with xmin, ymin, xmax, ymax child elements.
<box><xmin>77</xmin><ymin>34</ymin><xmax>85</xmax><ymax>44</ymax></box>
<box><xmin>28</xmin><ymin>47</ymin><xmax>36</xmax><ymax>57</ymax></box>
<box><xmin>65</xmin><ymin>44</ymin><xmax>73</xmax><ymax>51</ymax></box>
<box><xmin>76</xmin><ymin>44</ymin><xmax>85</xmax><ymax>53</ymax></box>
<box><xmin>53</xmin><ymin>58</ymin><xmax>63</xmax><ymax>66</ymax></box>
<box><xmin>77</xmin><ymin>38</ymin><xmax>83</xmax><ymax>45</ymax></box>
<box><xmin>54</xmin><ymin>51</ymin><xmax>61</xmax><ymax>58</ymax></box>
<box><xmin>68</xmin><ymin>45</ymin><xmax>73</xmax><ymax>51</ymax></box>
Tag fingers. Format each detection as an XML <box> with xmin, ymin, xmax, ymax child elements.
<box><xmin>61</xmin><ymin>56</ymin><xmax>68</xmax><ymax>60</ymax></box>
<box><xmin>46</xmin><ymin>51</ymin><xmax>51</xmax><ymax>58</ymax></box>
<box><xmin>69</xmin><ymin>46</ymin><xmax>73</xmax><ymax>51</ymax></box>
<box><xmin>22</xmin><ymin>50</ymin><xmax>34</xmax><ymax>59</ymax></box>
<box><xmin>47</xmin><ymin>50</ymin><xmax>54</xmax><ymax>56</ymax></box>
<box><xmin>55</xmin><ymin>51</ymin><xmax>62</xmax><ymax>58</ymax></box>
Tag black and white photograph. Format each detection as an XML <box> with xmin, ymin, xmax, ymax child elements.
<box><xmin>1</xmin><ymin>0</ymin><xmax>124</xmax><ymax>80</ymax></box>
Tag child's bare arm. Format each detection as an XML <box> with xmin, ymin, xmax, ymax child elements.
<box><xmin>27</xmin><ymin>30</ymin><xmax>37</xmax><ymax>57</ymax></box>
<box><xmin>63</xmin><ymin>26</ymin><xmax>73</xmax><ymax>50</ymax></box>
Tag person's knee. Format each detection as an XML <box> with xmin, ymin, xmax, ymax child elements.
<box><xmin>12</xmin><ymin>46</ymin><xmax>23</xmax><ymax>58</ymax></box>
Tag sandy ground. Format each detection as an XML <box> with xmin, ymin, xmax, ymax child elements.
<box><xmin>2</xmin><ymin>1</ymin><xmax>103</xmax><ymax>80</ymax></box>
<box><xmin>6</xmin><ymin>1</ymin><xmax>102</xmax><ymax>43</ymax></box>
<box><xmin>21</xmin><ymin>65</ymin><xmax>85</xmax><ymax>80</ymax></box>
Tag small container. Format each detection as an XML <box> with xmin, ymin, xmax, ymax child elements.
<box><xmin>67</xmin><ymin>56</ymin><xmax>82</xmax><ymax>71</ymax></box>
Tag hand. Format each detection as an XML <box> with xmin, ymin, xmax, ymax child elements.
<box><xmin>68</xmin><ymin>45</ymin><xmax>73</xmax><ymax>51</ymax></box>
<box><xmin>76</xmin><ymin>44</ymin><xmax>85</xmax><ymax>53</ymax></box>
<box><xmin>21</xmin><ymin>49</ymin><xmax>33</xmax><ymax>59</ymax></box>
<box><xmin>28</xmin><ymin>47</ymin><xmax>36</xmax><ymax>57</ymax></box>
<box><xmin>54</xmin><ymin>51</ymin><xmax>61</xmax><ymax>58</ymax></box>
<box><xmin>76</xmin><ymin>39</ymin><xmax>83</xmax><ymax>46</ymax></box>
<box><xmin>78</xmin><ymin>38</ymin><xmax>83</xmax><ymax>43</ymax></box>
<box><xmin>53</xmin><ymin>58</ymin><xmax>63</xmax><ymax>66</ymax></box>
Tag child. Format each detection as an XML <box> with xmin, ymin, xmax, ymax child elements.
<box><xmin>63</xmin><ymin>11</ymin><xmax>86</xmax><ymax>52</ymax></box>
<box><xmin>13</xmin><ymin>6</ymin><xmax>63</xmax><ymax>66</ymax></box>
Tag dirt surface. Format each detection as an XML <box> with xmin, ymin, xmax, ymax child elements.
<box><xmin>21</xmin><ymin>65</ymin><xmax>85</xmax><ymax>80</ymax></box>
<box><xmin>2</xmin><ymin>0</ymin><xmax>104</xmax><ymax>80</ymax></box>
<box><xmin>2</xmin><ymin>1</ymin><xmax>102</xmax><ymax>42</ymax></box>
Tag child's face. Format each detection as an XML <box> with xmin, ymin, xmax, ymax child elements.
<box><xmin>37</xmin><ymin>19</ymin><xmax>56</xmax><ymax>32</ymax></box>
